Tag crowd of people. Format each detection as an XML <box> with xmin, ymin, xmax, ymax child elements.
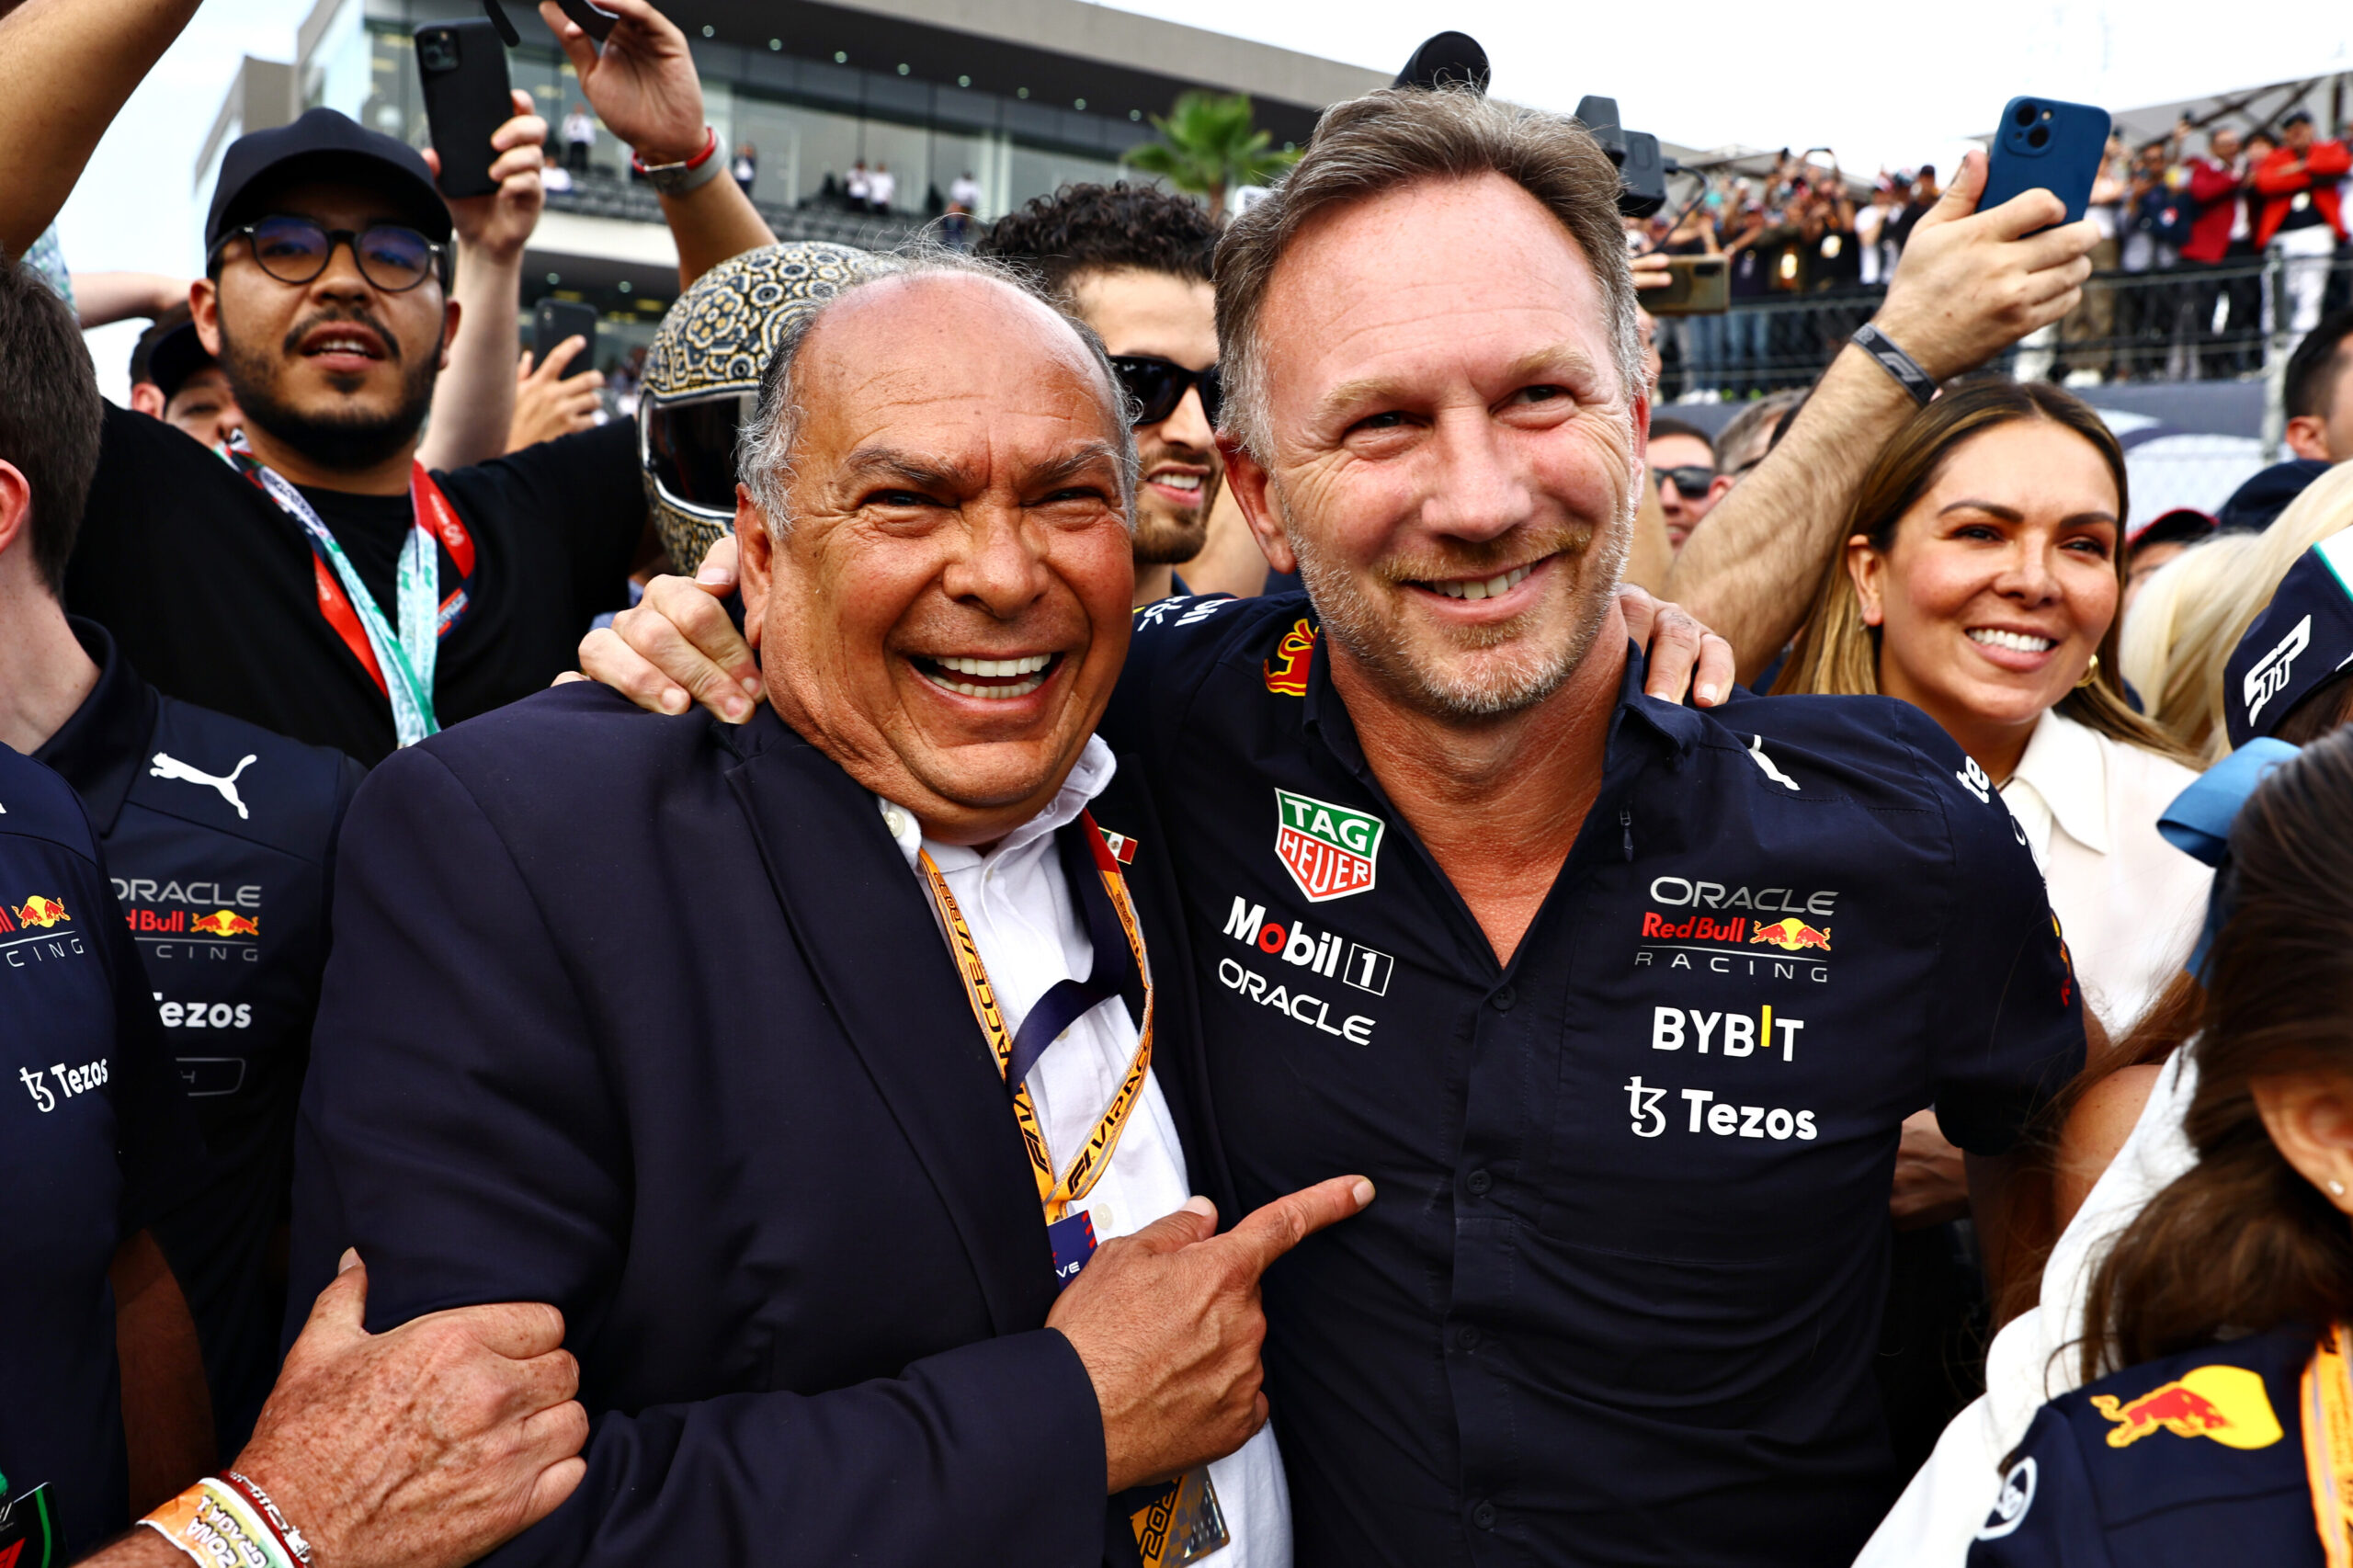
<box><xmin>1646</xmin><ymin>116</ymin><xmax>2353</xmax><ymax>398</ymax></box>
<box><xmin>13</xmin><ymin>1</ymin><xmax>2353</xmax><ymax>1566</ymax></box>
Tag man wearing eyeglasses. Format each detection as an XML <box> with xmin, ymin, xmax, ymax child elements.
<box><xmin>981</xmin><ymin>184</ymin><xmax>1256</xmax><ymax>605</ymax></box>
<box><xmin>58</xmin><ymin>0</ymin><xmax>771</xmax><ymax>767</ymax></box>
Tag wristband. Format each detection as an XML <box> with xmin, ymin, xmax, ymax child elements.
<box><xmin>1849</xmin><ymin>322</ymin><xmax>1938</xmax><ymax>408</ymax></box>
<box><xmin>632</xmin><ymin>125</ymin><xmax>722</xmax><ymax>196</ymax></box>
<box><xmin>139</xmin><ymin>1476</ymin><xmax>307</xmax><ymax>1568</ymax></box>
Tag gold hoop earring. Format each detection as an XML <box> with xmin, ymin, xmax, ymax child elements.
<box><xmin>2075</xmin><ymin>653</ymin><xmax>2101</xmax><ymax>690</ymax></box>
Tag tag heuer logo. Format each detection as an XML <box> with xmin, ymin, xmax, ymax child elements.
<box><xmin>1274</xmin><ymin>789</ymin><xmax>1383</xmax><ymax>903</ymax></box>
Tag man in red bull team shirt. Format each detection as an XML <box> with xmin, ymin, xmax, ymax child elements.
<box><xmin>593</xmin><ymin>84</ymin><xmax>2097</xmax><ymax>1566</ymax></box>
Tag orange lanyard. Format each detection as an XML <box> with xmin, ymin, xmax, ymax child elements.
<box><xmin>2304</xmin><ymin>1324</ymin><xmax>2353</xmax><ymax>1567</ymax></box>
<box><xmin>917</xmin><ymin>818</ymin><xmax>1154</xmax><ymax>1222</ymax></box>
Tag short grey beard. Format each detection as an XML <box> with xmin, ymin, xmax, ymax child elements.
<box><xmin>1280</xmin><ymin>481</ymin><xmax>1631</xmax><ymax>722</ymax></box>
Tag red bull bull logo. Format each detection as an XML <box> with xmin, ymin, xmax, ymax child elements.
<box><xmin>187</xmin><ymin>909</ymin><xmax>260</xmax><ymax>937</ymax></box>
<box><xmin>2089</xmin><ymin>1364</ymin><xmax>2281</xmax><ymax>1449</ymax></box>
<box><xmin>14</xmin><ymin>895</ymin><xmax>71</xmax><ymax>929</ymax></box>
<box><xmin>1749</xmin><ymin>917</ymin><xmax>1830</xmax><ymax>953</ymax></box>
<box><xmin>1263</xmin><ymin>618</ymin><xmax>1317</xmax><ymax>697</ymax></box>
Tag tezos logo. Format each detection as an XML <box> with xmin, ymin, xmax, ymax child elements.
<box><xmin>2244</xmin><ymin>613</ymin><xmax>2313</xmax><ymax>725</ymax></box>
<box><xmin>1273</xmin><ymin>789</ymin><xmax>1383</xmax><ymax>903</ymax></box>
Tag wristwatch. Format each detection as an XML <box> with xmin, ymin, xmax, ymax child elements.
<box><xmin>632</xmin><ymin>126</ymin><xmax>722</xmax><ymax>196</ymax></box>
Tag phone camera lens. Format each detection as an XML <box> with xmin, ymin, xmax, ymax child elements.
<box><xmin>419</xmin><ymin>30</ymin><xmax>457</xmax><ymax>71</ymax></box>
<box><xmin>2027</xmin><ymin>125</ymin><xmax>2051</xmax><ymax>149</ymax></box>
<box><xmin>2014</xmin><ymin>102</ymin><xmax>2037</xmax><ymax>128</ymax></box>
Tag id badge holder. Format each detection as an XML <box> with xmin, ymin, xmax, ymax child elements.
<box><xmin>1049</xmin><ymin>1210</ymin><xmax>1234</xmax><ymax>1564</ymax></box>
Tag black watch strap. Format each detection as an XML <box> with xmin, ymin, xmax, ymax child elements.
<box><xmin>1849</xmin><ymin>323</ymin><xmax>1938</xmax><ymax>407</ymax></box>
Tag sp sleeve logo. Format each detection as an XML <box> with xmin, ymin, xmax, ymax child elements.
<box><xmin>2244</xmin><ymin>613</ymin><xmax>2313</xmax><ymax>726</ymax></box>
<box><xmin>1273</xmin><ymin>789</ymin><xmax>1383</xmax><ymax>903</ymax></box>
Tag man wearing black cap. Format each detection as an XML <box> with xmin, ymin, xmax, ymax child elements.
<box><xmin>51</xmin><ymin>0</ymin><xmax>773</xmax><ymax>766</ymax></box>
<box><xmin>127</xmin><ymin>307</ymin><xmax>241</xmax><ymax>450</ymax></box>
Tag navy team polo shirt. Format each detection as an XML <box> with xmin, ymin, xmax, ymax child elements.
<box><xmin>1098</xmin><ymin>593</ymin><xmax>2086</xmax><ymax>1568</ymax></box>
<box><xmin>0</xmin><ymin>744</ymin><xmax>203</xmax><ymax>1563</ymax></box>
<box><xmin>36</xmin><ymin>619</ymin><xmax>361</xmax><ymax>1456</ymax></box>
<box><xmin>1969</xmin><ymin>1324</ymin><xmax>2325</xmax><ymax>1567</ymax></box>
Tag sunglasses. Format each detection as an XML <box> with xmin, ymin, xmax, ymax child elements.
<box><xmin>212</xmin><ymin>215</ymin><xmax>448</xmax><ymax>294</ymax></box>
<box><xmin>1108</xmin><ymin>355</ymin><xmax>1222</xmax><ymax>428</ymax></box>
<box><xmin>1652</xmin><ymin>464</ymin><xmax>1716</xmax><ymax>496</ymax></box>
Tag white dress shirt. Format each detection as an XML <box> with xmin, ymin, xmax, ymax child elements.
<box><xmin>880</xmin><ymin>735</ymin><xmax>1290</xmax><ymax>1568</ymax></box>
<box><xmin>1997</xmin><ymin>710</ymin><xmax>2211</xmax><ymax>1035</ymax></box>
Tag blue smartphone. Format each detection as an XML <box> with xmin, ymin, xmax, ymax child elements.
<box><xmin>1981</xmin><ymin>97</ymin><xmax>2111</xmax><ymax>225</ymax></box>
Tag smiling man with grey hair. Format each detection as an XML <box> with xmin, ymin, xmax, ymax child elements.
<box><xmin>291</xmin><ymin>252</ymin><xmax>1373</xmax><ymax>1568</ymax></box>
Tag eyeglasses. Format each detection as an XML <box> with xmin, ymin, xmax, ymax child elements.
<box><xmin>642</xmin><ymin>390</ymin><xmax>756</xmax><ymax>519</ymax></box>
<box><xmin>1652</xmin><ymin>464</ymin><xmax>1716</xmax><ymax>496</ymax></box>
<box><xmin>211</xmin><ymin>215</ymin><xmax>448</xmax><ymax>294</ymax></box>
<box><xmin>1107</xmin><ymin>355</ymin><xmax>1222</xmax><ymax>428</ymax></box>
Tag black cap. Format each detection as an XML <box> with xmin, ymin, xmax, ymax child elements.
<box><xmin>2224</xmin><ymin>529</ymin><xmax>2353</xmax><ymax>747</ymax></box>
<box><xmin>2131</xmin><ymin>506</ymin><xmax>2218</xmax><ymax>550</ymax></box>
<box><xmin>205</xmin><ymin>107</ymin><xmax>451</xmax><ymax>256</ymax></box>
<box><xmin>2217</xmin><ymin>459</ymin><xmax>2329</xmax><ymax>534</ymax></box>
<box><xmin>1393</xmin><ymin>33</ymin><xmax>1490</xmax><ymax>94</ymax></box>
<box><xmin>129</xmin><ymin>307</ymin><xmax>215</xmax><ymax>403</ymax></box>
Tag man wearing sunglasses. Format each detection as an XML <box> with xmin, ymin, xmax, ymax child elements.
<box><xmin>1646</xmin><ymin>416</ymin><xmax>1733</xmax><ymax>552</ymax></box>
<box><xmin>981</xmin><ymin>185</ymin><xmax>1256</xmax><ymax>605</ymax></box>
<box><xmin>55</xmin><ymin>0</ymin><xmax>772</xmax><ymax>767</ymax></box>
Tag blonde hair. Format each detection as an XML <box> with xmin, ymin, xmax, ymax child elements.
<box><xmin>1774</xmin><ymin>378</ymin><xmax>2190</xmax><ymax>766</ymax></box>
<box><xmin>2118</xmin><ymin>532</ymin><xmax>2269</xmax><ymax>759</ymax></box>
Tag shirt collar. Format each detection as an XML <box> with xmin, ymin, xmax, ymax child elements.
<box><xmin>31</xmin><ymin>617</ymin><xmax>156</xmax><ymax>835</ymax></box>
<box><xmin>2004</xmin><ymin>709</ymin><xmax>2110</xmax><ymax>856</ymax></box>
<box><xmin>879</xmin><ymin>733</ymin><xmax>1118</xmax><ymax>871</ymax></box>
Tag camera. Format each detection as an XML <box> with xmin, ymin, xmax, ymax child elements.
<box><xmin>1390</xmin><ymin>35</ymin><xmax>1674</xmax><ymax>219</ymax></box>
<box><xmin>416</xmin><ymin>26</ymin><xmax>460</xmax><ymax>74</ymax></box>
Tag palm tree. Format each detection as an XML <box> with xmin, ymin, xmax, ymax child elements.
<box><xmin>1122</xmin><ymin>91</ymin><xmax>1300</xmax><ymax>220</ymax></box>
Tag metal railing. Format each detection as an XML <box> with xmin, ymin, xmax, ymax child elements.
<box><xmin>1659</xmin><ymin>252</ymin><xmax>2353</xmax><ymax>423</ymax></box>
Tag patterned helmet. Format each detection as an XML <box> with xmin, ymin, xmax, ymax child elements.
<box><xmin>638</xmin><ymin>241</ymin><xmax>880</xmax><ymax>572</ymax></box>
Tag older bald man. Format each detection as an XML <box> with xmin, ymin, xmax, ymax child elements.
<box><xmin>288</xmin><ymin>254</ymin><xmax>1370</xmax><ymax>1568</ymax></box>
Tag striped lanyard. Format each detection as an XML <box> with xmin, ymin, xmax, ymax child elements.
<box><xmin>918</xmin><ymin>811</ymin><xmax>1154</xmax><ymax>1223</ymax></box>
<box><xmin>224</xmin><ymin>437</ymin><xmax>472</xmax><ymax>748</ymax></box>
<box><xmin>2303</xmin><ymin>1324</ymin><xmax>2353</xmax><ymax>1566</ymax></box>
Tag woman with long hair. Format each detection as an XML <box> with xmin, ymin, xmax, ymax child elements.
<box><xmin>1775</xmin><ymin>377</ymin><xmax>2209</xmax><ymax>1036</ymax></box>
<box><xmin>1968</xmin><ymin>728</ymin><xmax>2353</xmax><ymax>1564</ymax></box>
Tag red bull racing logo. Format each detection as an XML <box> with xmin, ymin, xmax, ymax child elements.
<box><xmin>7</xmin><ymin>895</ymin><xmax>70</xmax><ymax>930</ymax></box>
<box><xmin>1273</xmin><ymin>789</ymin><xmax>1383</xmax><ymax>903</ymax></box>
<box><xmin>187</xmin><ymin>910</ymin><xmax>260</xmax><ymax>937</ymax></box>
<box><xmin>1749</xmin><ymin>917</ymin><xmax>1831</xmax><ymax>953</ymax></box>
<box><xmin>2089</xmin><ymin>1364</ymin><xmax>2281</xmax><ymax>1449</ymax></box>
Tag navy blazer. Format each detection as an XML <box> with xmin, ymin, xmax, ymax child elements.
<box><xmin>288</xmin><ymin>684</ymin><xmax>1226</xmax><ymax>1567</ymax></box>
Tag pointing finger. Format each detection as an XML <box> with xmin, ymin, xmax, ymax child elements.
<box><xmin>1221</xmin><ymin>1175</ymin><xmax>1374</xmax><ymax>1278</ymax></box>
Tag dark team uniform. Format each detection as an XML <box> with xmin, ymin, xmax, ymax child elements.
<box><xmin>1969</xmin><ymin>1325</ymin><xmax>2324</xmax><ymax>1567</ymax></box>
<box><xmin>0</xmin><ymin>746</ymin><xmax>204</xmax><ymax>1564</ymax></box>
<box><xmin>1098</xmin><ymin>594</ymin><xmax>2085</xmax><ymax>1568</ymax></box>
<box><xmin>34</xmin><ymin>620</ymin><xmax>361</xmax><ymax>1455</ymax></box>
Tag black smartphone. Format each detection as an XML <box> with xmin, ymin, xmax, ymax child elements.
<box><xmin>555</xmin><ymin>0</ymin><xmax>620</xmax><ymax>42</ymax></box>
<box><xmin>1983</xmin><ymin>96</ymin><xmax>2112</xmax><ymax>226</ymax></box>
<box><xmin>415</xmin><ymin>18</ymin><xmax>511</xmax><ymax>200</ymax></box>
<box><xmin>1644</xmin><ymin>256</ymin><xmax>1730</xmax><ymax>317</ymax></box>
<box><xmin>533</xmin><ymin>299</ymin><xmax>599</xmax><ymax>369</ymax></box>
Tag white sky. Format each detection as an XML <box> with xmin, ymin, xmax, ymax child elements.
<box><xmin>56</xmin><ymin>0</ymin><xmax>2353</xmax><ymax>398</ymax></box>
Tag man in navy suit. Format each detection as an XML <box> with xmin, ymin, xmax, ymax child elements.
<box><xmin>289</xmin><ymin>253</ymin><xmax>1373</xmax><ymax>1567</ymax></box>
